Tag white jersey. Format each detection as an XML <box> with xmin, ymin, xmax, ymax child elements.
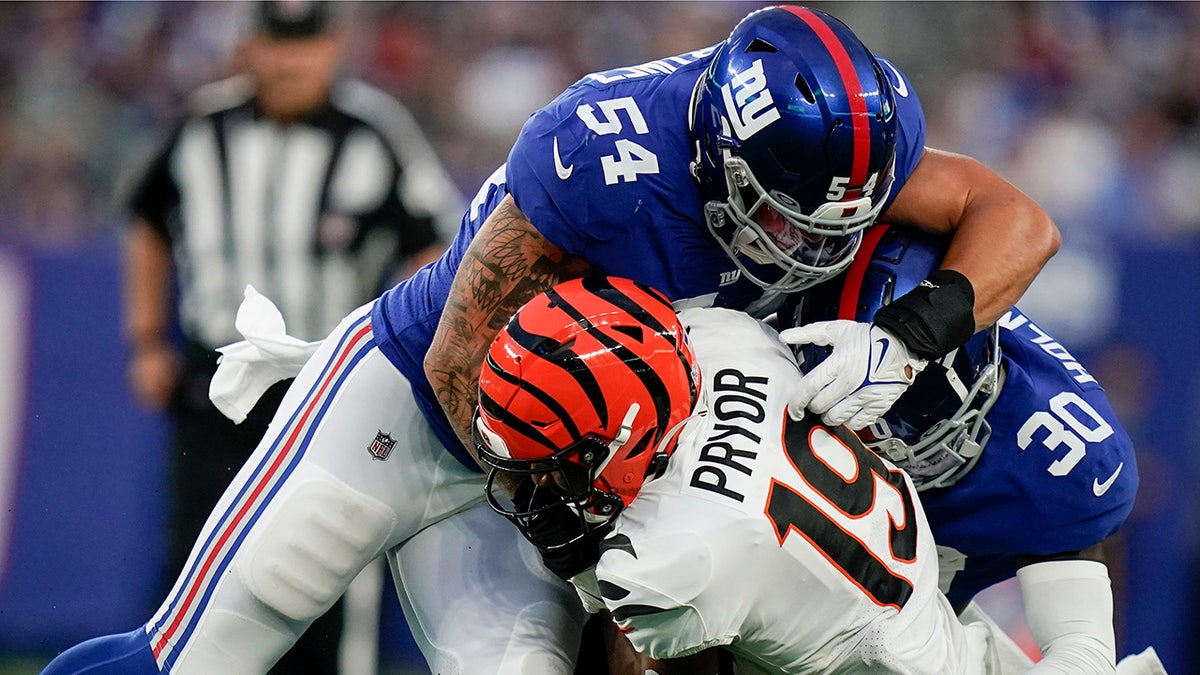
<box><xmin>593</xmin><ymin>308</ymin><xmax>984</xmax><ymax>673</ymax></box>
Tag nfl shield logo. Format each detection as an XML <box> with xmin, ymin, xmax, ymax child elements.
<box><xmin>368</xmin><ymin>430</ymin><xmax>396</xmax><ymax>461</ymax></box>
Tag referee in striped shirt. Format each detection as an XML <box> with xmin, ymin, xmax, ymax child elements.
<box><xmin>122</xmin><ymin>2</ymin><xmax>462</xmax><ymax>673</ymax></box>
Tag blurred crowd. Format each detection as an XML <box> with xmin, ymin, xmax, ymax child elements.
<box><xmin>0</xmin><ymin>1</ymin><xmax>742</xmax><ymax>249</ymax></box>
<box><xmin>0</xmin><ymin>0</ymin><xmax>1197</xmax><ymax>670</ymax></box>
<box><xmin>4</xmin><ymin>1</ymin><xmax>1200</xmax><ymax>255</ymax></box>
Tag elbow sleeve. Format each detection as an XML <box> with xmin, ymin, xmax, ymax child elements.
<box><xmin>1017</xmin><ymin>559</ymin><xmax>1116</xmax><ymax>674</ymax></box>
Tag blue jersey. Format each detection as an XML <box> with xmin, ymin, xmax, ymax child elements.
<box><xmin>924</xmin><ymin>308</ymin><xmax>1138</xmax><ymax>607</ymax></box>
<box><xmin>372</xmin><ymin>49</ymin><xmax>928</xmax><ymax>468</ymax></box>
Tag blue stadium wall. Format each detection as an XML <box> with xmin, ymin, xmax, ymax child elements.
<box><xmin>0</xmin><ymin>233</ymin><xmax>424</xmax><ymax>671</ymax></box>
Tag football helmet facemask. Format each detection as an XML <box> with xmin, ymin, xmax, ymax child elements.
<box><xmin>691</xmin><ymin>5</ymin><xmax>899</xmax><ymax>293</ymax></box>
<box><xmin>474</xmin><ymin>276</ymin><xmax>699</xmax><ymax>550</ymax></box>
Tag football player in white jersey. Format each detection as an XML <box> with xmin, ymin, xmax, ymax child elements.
<box><xmin>472</xmin><ymin>275</ymin><xmax>1015</xmax><ymax>674</ymax></box>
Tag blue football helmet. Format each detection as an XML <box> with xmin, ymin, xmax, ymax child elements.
<box><xmin>691</xmin><ymin>5</ymin><xmax>899</xmax><ymax>293</ymax></box>
<box><xmin>783</xmin><ymin>225</ymin><xmax>1004</xmax><ymax>490</ymax></box>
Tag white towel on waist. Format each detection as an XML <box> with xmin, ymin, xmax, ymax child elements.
<box><xmin>209</xmin><ymin>285</ymin><xmax>322</xmax><ymax>423</ymax></box>
<box><xmin>1116</xmin><ymin>647</ymin><xmax>1168</xmax><ymax>675</ymax></box>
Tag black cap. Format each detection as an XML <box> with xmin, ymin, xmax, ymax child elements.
<box><xmin>256</xmin><ymin>0</ymin><xmax>333</xmax><ymax>38</ymax></box>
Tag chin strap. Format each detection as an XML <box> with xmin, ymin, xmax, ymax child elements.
<box><xmin>589</xmin><ymin>403</ymin><xmax>642</xmax><ymax>481</ymax></box>
<box><xmin>687</xmin><ymin>70</ymin><xmax>707</xmax><ymax>182</ymax></box>
<box><xmin>645</xmin><ymin>410</ymin><xmax>705</xmax><ymax>480</ymax></box>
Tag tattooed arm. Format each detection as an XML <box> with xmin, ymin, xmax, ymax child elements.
<box><xmin>425</xmin><ymin>194</ymin><xmax>593</xmax><ymax>467</ymax></box>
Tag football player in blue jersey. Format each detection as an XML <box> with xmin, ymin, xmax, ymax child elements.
<box><xmin>42</xmin><ymin>6</ymin><xmax>1067</xmax><ymax>674</ymax></box>
<box><xmin>781</xmin><ymin>224</ymin><xmax>1140</xmax><ymax>673</ymax></box>
<box><xmin>425</xmin><ymin>3</ymin><xmax>1058</xmax><ymax>475</ymax></box>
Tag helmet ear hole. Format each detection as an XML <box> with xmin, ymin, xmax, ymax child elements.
<box><xmin>793</xmin><ymin>74</ymin><xmax>815</xmax><ymax>104</ymax></box>
<box><xmin>746</xmin><ymin>37</ymin><xmax>778</xmax><ymax>53</ymax></box>
<box><xmin>541</xmin><ymin>336</ymin><xmax>576</xmax><ymax>356</ymax></box>
<box><xmin>611</xmin><ymin>324</ymin><xmax>645</xmax><ymax>342</ymax></box>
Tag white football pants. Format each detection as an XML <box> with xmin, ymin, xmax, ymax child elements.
<box><xmin>145</xmin><ymin>303</ymin><xmax>587</xmax><ymax>674</ymax></box>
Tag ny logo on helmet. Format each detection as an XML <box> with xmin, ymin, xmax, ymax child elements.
<box><xmin>721</xmin><ymin>59</ymin><xmax>781</xmax><ymax>141</ymax></box>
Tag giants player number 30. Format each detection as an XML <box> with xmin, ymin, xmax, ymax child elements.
<box><xmin>782</xmin><ymin>225</ymin><xmax>1138</xmax><ymax>611</ymax></box>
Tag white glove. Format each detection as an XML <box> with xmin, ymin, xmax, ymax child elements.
<box><xmin>779</xmin><ymin>320</ymin><xmax>927</xmax><ymax>430</ymax></box>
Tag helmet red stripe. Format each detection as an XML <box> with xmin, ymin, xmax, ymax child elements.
<box><xmin>782</xmin><ymin>6</ymin><xmax>870</xmax><ymax>187</ymax></box>
<box><xmin>836</xmin><ymin>224</ymin><xmax>890</xmax><ymax>321</ymax></box>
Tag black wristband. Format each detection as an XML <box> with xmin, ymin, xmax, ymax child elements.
<box><xmin>872</xmin><ymin>269</ymin><xmax>976</xmax><ymax>360</ymax></box>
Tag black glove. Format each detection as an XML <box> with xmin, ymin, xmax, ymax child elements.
<box><xmin>530</xmin><ymin>505</ymin><xmax>612</xmax><ymax>581</ymax></box>
<box><xmin>513</xmin><ymin>479</ymin><xmax>612</xmax><ymax>581</ymax></box>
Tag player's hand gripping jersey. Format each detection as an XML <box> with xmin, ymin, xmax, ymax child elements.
<box><xmin>595</xmin><ymin>308</ymin><xmax>988</xmax><ymax>673</ymax></box>
<box><xmin>784</xmin><ymin>225</ymin><xmax>1137</xmax><ymax>607</ymax></box>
